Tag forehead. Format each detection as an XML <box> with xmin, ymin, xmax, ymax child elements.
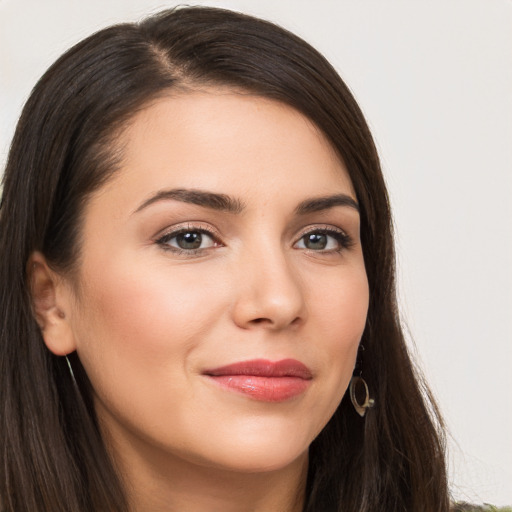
<box><xmin>95</xmin><ymin>89</ymin><xmax>355</xmax><ymax>211</ymax></box>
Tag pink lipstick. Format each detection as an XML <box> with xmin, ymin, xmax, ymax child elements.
<box><xmin>203</xmin><ymin>359</ymin><xmax>312</xmax><ymax>402</ymax></box>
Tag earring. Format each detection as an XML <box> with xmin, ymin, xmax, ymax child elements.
<box><xmin>65</xmin><ymin>354</ymin><xmax>77</xmax><ymax>386</ymax></box>
<box><xmin>349</xmin><ymin>375</ymin><xmax>375</xmax><ymax>417</ymax></box>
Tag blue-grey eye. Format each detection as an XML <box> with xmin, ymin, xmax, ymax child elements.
<box><xmin>295</xmin><ymin>231</ymin><xmax>346</xmax><ymax>251</ymax></box>
<box><xmin>303</xmin><ymin>233</ymin><xmax>328</xmax><ymax>250</ymax></box>
<box><xmin>176</xmin><ymin>232</ymin><xmax>203</xmax><ymax>249</ymax></box>
<box><xmin>163</xmin><ymin>230</ymin><xmax>216</xmax><ymax>250</ymax></box>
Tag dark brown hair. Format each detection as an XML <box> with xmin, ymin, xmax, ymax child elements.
<box><xmin>0</xmin><ymin>6</ymin><xmax>449</xmax><ymax>511</ymax></box>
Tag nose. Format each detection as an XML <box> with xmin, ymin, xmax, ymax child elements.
<box><xmin>231</xmin><ymin>245</ymin><xmax>306</xmax><ymax>331</ymax></box>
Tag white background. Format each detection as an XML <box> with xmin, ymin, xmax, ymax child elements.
<box><xmin>1</xmin><ymin>0</ymin><xmax>511</xmax><ymax>506</ymax></box>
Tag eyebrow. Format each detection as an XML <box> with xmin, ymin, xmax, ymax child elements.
<box><xmin>134</xmin><ymin>188</ymin><xmax>245</xmax><ymax>214</ymax></box>
<box><xmin>134</xmin><ymin>188</ymin><xmax>359</xmax><ymax>215</ymax></box>
<box><xmin>294</xmin><ymin>194</ymin><xmax>359</xmax><ymax>214</ymax></box>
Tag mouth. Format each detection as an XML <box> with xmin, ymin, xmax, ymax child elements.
<box><xmin>202</xmin><ymin>359</ymin><xmax>313</xmax><ymax>402</ymax></box>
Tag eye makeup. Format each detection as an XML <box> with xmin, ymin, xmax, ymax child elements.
<box><xmin>154</xmin><ymin>220</ymin><xmax>354</xmax><ymax>259</ymax></box>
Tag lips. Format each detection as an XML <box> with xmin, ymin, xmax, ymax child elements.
<box><xmin>203</xmin><ymin>359</ymin><xmax>312</xmax><ymax>402</ymax></box>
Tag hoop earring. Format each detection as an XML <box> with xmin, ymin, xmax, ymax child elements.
<box><xmin>349</xmin><ymin>376</ymin><xmax>375</xmax><ymax>417</ymax></box>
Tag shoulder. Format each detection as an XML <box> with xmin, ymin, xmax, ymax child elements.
<box><xmin>452</xmin><ymin>504</ymin><xmax>512</xmax><ymax>512</ymax></box>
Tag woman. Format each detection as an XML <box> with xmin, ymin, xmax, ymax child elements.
<box><xmin>0</xmin><ymin>6</ymin><xmax>449</xmax><ymax>512</ymax></box>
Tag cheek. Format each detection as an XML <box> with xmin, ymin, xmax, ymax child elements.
<box><xmin>307</xmin><ymin>264</ymin><xmax>369</xmax><ymax>411</ymax></box>
<box><xmin>79</xmin><ymin>255</ymin><xmax>221</xmax><ymax>345</ymax></box>
<box><xmin>311</xmin><ymin>260</ymin><xmax>369</xmax><ymax>346</ymax></box>
<box><xmin>71</xmin><ymin>256</ymin><xmax>228</xmax><ymax>405</ymax></box>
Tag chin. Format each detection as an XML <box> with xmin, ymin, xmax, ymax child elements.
<box><xmin>182</xmin><ymin>422</ymin><xmax>314</xmax><ymax>474</ymax></box>
<box><xmin>200</xmin><ymin>444</ymin><xmax>309</xmax><ymax>475</ymax></box>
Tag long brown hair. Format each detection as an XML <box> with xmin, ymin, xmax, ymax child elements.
<box><xmin>0</xmin><ymin>6</ymin><xmax>449</xmax><ymax>511</ymax></box>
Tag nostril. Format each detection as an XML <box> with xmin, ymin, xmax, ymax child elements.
<box><xmin>249</xmin><ymin>316</ymin><xmax>302</xmax><ymax>327</ymax></box>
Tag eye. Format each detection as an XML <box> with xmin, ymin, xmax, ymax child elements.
<box><xmin>295</xmin><ymin>228</ymin><xmax>352</xmax><ymax>252</ymax></box>
<box><xmin>156</xmin><ymin>228</ymin><xmax>219</xmax><ymax>253</ymax></box>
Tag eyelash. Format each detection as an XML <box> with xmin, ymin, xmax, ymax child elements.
<box><xmin>155</xmin><ymin>224</ymin><xmax>353</xmax><ymax>257</ymax></box>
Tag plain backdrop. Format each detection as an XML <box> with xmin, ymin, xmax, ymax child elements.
<box><xmin>1</xmin><ymin>0</ymin><xmax>511</xmax><ymax>506</ymax></box>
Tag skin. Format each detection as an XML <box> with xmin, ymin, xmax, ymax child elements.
<box><xmin>30</xmin><ymin>89</ymin><xmax>369</xmax><ymax>512</ymax></box>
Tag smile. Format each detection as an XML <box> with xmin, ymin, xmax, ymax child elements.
<box><xmin>203</xmin><ymin>359</ymin><xmax>313</xmax><ymax>402</ymax></box>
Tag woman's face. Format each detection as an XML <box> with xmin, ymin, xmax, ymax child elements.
<box><xmin>63</xmin><ymin>89</ymin><xmax>369</xmax><ymax>474</ymax></box>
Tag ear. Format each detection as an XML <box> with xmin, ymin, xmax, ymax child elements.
<box><xmin>27</xmin><ymin>252</ymin><xmax>77</xmax><ymax>356</ymax></box>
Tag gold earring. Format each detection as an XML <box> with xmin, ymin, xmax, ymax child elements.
<box><xmin>349</xmin><ymin>376</ymin><xmax>375</xmax><ymax>417</ymax></box>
